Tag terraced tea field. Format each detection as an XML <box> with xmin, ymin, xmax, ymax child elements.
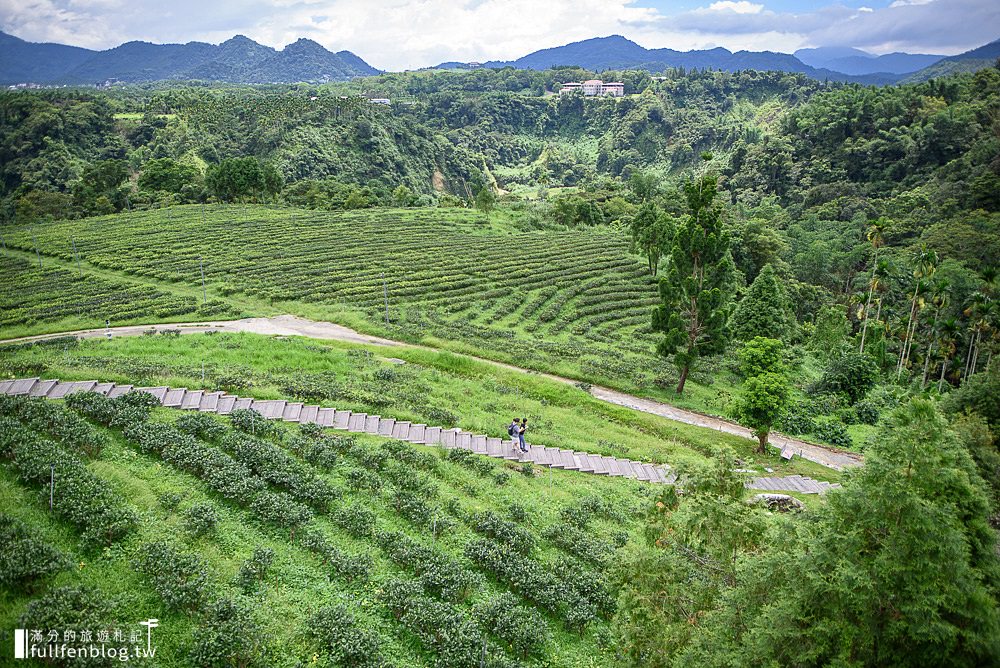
<box><xmin>0</xmin><ymin>383</ymin><xmax>655</xmax><ymax>667</ymax></box>
<box><xmin>1</xmin><ymin>205</ymin><xmax>675</xmax><ymax>391</ymax></box>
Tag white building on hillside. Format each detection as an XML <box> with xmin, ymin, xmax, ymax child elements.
<box><xmin>559</xmin><ymin>80</ymin><xmax>624</xmax><ymax>97</ymax></box>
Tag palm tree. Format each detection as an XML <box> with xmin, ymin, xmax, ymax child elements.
<box><xmin>921</xmin><ymin>277</ymin><xmax>951</xmax><ymax>388</ymax></box>
<box><xmin>859</xmin><ymin>219</ymin><xmax>886</xmax><ymax>354</ymax></box>
<box><xmin>963</xmin><ymin>268</ymin><xmax>998</xmax><ymax>381</ymax></box>
<box><xmin>897</xmin><ymin>246</ymin><xmax>937</xmax><ymax>379</ymax></box>
<box><xmin>937</xmin><ymin>317</ymin><xmax>960</xmax><ymax>392</ymax></box>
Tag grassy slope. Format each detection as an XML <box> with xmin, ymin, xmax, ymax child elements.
<box><xmin>0</xmin><ymin>333</ymin><xmax>839</xmax><ymax>482</ymax></box>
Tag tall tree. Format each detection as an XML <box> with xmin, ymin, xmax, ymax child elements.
<box><xmin>652</xmin><ymin>173</ymin><xmax>734</xmax><ymax>394</ymax></box>
<box><xmin>630</xmin><ymin>201</ymin><xmax>673</xmax><ymax>277</ymax></box>
<box><xmin>678</xmin><ymin>400</ymin><xmax>1000</xmax><ymax>668</ymax></box>
<box><xmin>734</xmin><ymin>337</ymin><xmax>791</xmax><ymax>453</ymax></box>
<box><xmin>859</xmin><ymin>218</ymin><xmax>886</xmax><ymax>354</ymax></box>
<box><xmin>897</xmin><ymin>245</ymin><xmax>938</xmax><ymax>379</ymax></box>
<box><xmin>730</xmin><ymin>263</ymin><xmax>795</xmax><ymax>342</ymax></box>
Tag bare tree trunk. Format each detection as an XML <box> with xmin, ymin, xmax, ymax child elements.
<box><xmin>676</xmin><ymin>365</ymin><xmax>689</xmax><ymax>395</ymax></box>
<box><xmin>860</xmin><ymin>251</ymin><xmax>878</xmax><ymax>354</ymax></box>
<box><xmin>938</xmin><ymin>358</ymin><xmax>948</xmax><ymax>393</ymax></box>
<box><xmin>758</xmin><ymin>431</ymin><xmax>768</xmax><ymax>454</ymax></box>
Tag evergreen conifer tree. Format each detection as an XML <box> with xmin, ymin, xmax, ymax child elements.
<box><xmin>652</xmin><ymin>173</ymin><xmax>734</xmax><ymax>394</ymax></box>
<box><xmin>731</xmin><ymin>263</ymin><xmax>795</xmax><ymax>341</ymax></box>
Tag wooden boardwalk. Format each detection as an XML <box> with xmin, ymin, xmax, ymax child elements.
<box><xmin>0</xmin><ymin>378</ymin><xmax>839</xmax><ymax>494</ymax></box>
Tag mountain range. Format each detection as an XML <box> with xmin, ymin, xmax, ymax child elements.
<box><xmin>2</xmin><ymin>29</ymin><xmax>997</xmax><ymax>87</ymax></box>
<box><xmin>0</xmin><ymin>31</ymin><xmax>379</xmax><ymax>85</ymax></box>
<box><xmin>440</xmin><ymin>35</ymin><xmax>999</xmax><ymax>85</ymax></box>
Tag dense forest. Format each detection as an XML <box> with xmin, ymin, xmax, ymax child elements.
<box><xmin>2</xmin><ymin>62</ymin><xmax>1000</xmax><ymax>667</ymax></box>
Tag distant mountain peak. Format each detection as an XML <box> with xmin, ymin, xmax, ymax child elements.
<box><xmin>0</xmin><ymin>30</ymin><xmax>377</xmax><ymax>84</ymax></box>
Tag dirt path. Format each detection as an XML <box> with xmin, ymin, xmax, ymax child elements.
<box><xmin>1</xmin><ymin>314</ymin><xmax>862</xmax><ymax>471</ymax></box>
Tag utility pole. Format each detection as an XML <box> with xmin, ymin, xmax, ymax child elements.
<box><xmin>200</xmin><ymin>256</ymin><xmax>207</xmax><ymax>304</ymax></box>
<box><xmin>382</xmin><ymin>272</ymin><xmax>389</xmax><ymax>326</ymax></box>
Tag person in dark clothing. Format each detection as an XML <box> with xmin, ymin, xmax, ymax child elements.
<box><xmin>518</xmin><ymin>418</ymin><xmax>528</xmax><ymax>453</ymax></box>
<box><xmin>508</xmin><ymin>417</ymin><xmax>521</xmax><ymax>453</ymax></box>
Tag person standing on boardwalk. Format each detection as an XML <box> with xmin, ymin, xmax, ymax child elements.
<box><xmin>518</xmin><ymin>418</ymin><xmax>528</xmax><ymax>453</ymax></box>
<box><xmin>508</xmin><ymin>417</ymin><xmax>521</xmax><ymax>453</ymax></box>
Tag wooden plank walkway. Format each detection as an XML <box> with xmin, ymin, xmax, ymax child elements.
<box><xmin>1</xmin><ymin>378</ymin><xmax>838</xmax><ymax>494</ymax></box>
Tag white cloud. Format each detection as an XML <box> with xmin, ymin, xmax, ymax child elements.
<box><xmin>706</xmin><ymin>1</ymin><xmax>764</xmax><ymax>14</ymax></box>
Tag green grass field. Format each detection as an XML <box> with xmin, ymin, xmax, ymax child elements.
<box><xmin>0</xmin><ymin>332</ymin><xmax>838</xmax><ymax>481</ymax></box>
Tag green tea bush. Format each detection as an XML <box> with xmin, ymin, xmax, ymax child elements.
<box><xmin>135</xmin><ymin>541</ymin><xmax>211</xmax><ymax>612</ymax></box>
<box><xmin>474</xmin><ymin>593</ymin><xmax>549</xmax><ymax>658</ymax></box>
<box><xmin>249</xmin><ymin>491</ymin><xmax>313</xmax><ymax>531</ymax></box>
<box><xmin>345</xmin><ymin>467</ymin><xmax>383</xmax><ymax>493</ymax></box>
<box><xmin>189</xmin><ymin>598</ymin><xmax>266</xmax><ymax>668</ymax></box>
<box><xmin>0</xmin><ymin>421</ymin><xmax>137</xmax><ymax>547</ymax></box>
<box><xmin>229</xmin><ymin>409</ymin><xmax>277</xmax><ymax>437</ymax></box>
<box><xmin>183</xmin><ymin>502</ymin><xmax>220</xmax><ymax>537</ymax></box>
<box><xmin>543</xmin><ymin>523</ymin><xmax>614</xmax><ymax>566</ymax></box>
<box><xmin>237</xmin><ymin>547</ymin><xmax>275</xmax><ymax>593</ymax></box>
<box><xmin>377</xmin><ymin>530</ymin><xmax>480</xmax><ymax>602</ymax></box>
<box><xmin>380</xmin><ymin>578</ymin><xmax>502</xmax><ymax>668</ymax></box>
<box><xmin>0</xmin><ymin>513</ymin><xmax>70</xmax><ymax>591</ymax></box>
<box><xmin>158</xmin><ymin>491</ymin><xmax>184</xmax><ymax>511</ymax></box>
<box><xmin>471</xmin><ymin>511</ymin><xmax>535</xmax><ymax>555</ymax></box>
<box><xmin>334</xmin><ymin>504</ymin><xmax>377</xmax><ymax>538</ymax></box>
<box><xmin>17</xmin><ymin>586</ymin><xmax>115</xmax><ymax>664</ymax></box>
<box><xmin>3</xmin><ymin>394</ymin><xmax>108</xmax><ymax>456</ymax></box>
<box><xmin>176</xmin><ymin>413</ymin><xmax>227</xmax><ymax>441</ymax></box>
<box><xmin>308</xmin><ymin>604</ymin><xmax>383</xmax><ymax>667</ymax></box>
<box><xmin>299</xmin><ymin>526</ymin><xmax>372</xmax><ymax>582</ymax></box>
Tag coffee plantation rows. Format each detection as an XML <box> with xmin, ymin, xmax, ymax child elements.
<box><xmin>1</xmin><ymin>205</ymin><xmax>681</xmax><ymax>388</ymax></box>
<box><xmin>0</xmin><ymin>390</ymin><xmax>653</xmax><ymax>667</ymax></box>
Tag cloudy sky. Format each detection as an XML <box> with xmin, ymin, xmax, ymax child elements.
<box><xmin>1</xmin><ymin>0</ymin><xmax>997</xmax><ymax>70</ymax></box>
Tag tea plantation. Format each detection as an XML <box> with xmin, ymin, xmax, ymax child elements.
<box><xmin>0</xmin><ymin>205</ymin><xmax>673</xmax><ymax>392</ymax></box>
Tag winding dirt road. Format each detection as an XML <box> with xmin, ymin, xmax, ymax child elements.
<box><xmin>1</xmin><ymin>315</ymin><xmax>862</xmax><ymax>471</ymax></box>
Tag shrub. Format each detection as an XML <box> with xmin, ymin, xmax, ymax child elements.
<box><xmin>237</xmin><ymin>547</ymin><xmax>275</xmax><ymax>593</ymax></box>
<box><xmin>471</xmin><ymin>511</ymin><xmax>535</xmax><ymax>555</ymax></box>
<box><xmin>507</xmin><ymin>503</ymin><xmax>528</xmax><ymax>524</ymax></box>
<box><xmin>158</xmin><ymin>491</ymin><xmax>184</xmax><ymax>511</ymax></box>
<box><xmin>229</xmin><ymin>409</ymin><xmax>277</xmax><ymax>437</ymax></box>
<box><xmin>4</xmin><ymin>394</ymin><xmax>109</xmax><ymax>456</ymax></box>
<box><xmin>853</xmin><ymin>399</ymin><xmax>879</xmax><ymax>425</ymax></box>
<box><xmin>778</xmin><ymin>400</ymin><xmax>815</xmax><ymax>435</ymax></box>
<box><xmin>0</xmin><ymin>513</ymin><xmax>70</xmax><ymax>591</ymax></box>
<box><xmin>334</xmin><ymin>505</ymin><xmax>377</xmax><ymax>538</ymax></box>
<box><xmin>817</xmin><ymin>351</ymin><xmax>879</xmax><ymax>403</ymax></box>
<box><xmin>308</xmin><ymin>605</ymin><xmax>382</xmax><ymax>667</ymax></box>
<box><xmin>474</xmin><ymin>593</ymin><xmax>549</xmax><ymax>658</ymax></box>
<box><xmin>183</xmin><ymin>502</ymin><xmax>220</xmax><ymax>537</ymax></box>
<box><xmin>543</xmin><ymin>523</ymin><xmax>614</xmax><ymax>566</ymax></box>
<box><xmin>134</xmin><ymin>541</ymin><xmax>211</xmax><ymax>612</ymax></box>
<box><xmin>0</xmin><ymin>423</ymin><xmax>137</xmax><ymax>547</ymax></box>
<box><xmin>176</xmin><ymin>413</ymin><xmax>227</xmax><ymax>441</ymax></box>
<box><xmin>189</xmin><ymin>598</ymin><xmax>265</xmax><ymax>668</ymax></box>
<box><xmin>298</xmin><ymin>422</ymin><xmax>323</xmax><ymax>439</ymax></box>
<box><xmin>17</xmin><ymin>586</ymin><xmax>114</xmax><ymax>661</ymax></box>
<box><xmin>299</xmin><ymin>526</ymin><xmax>372</xmax><ymax>582</ymax></box>
<box><xmin>377</xmin><ymin>530</ymin><xmax>480</xmax><ymax>602</ymax></box>
<box><xmin>249</xmin><ymin>491</ymin><xmax>313</xmax><ymax>531</ymax></box>
<box><xmin>345</xmin><ymin>467</ymin><xmax>382</xmax><ymax>493</ymax></box>
<box><xmin>813</xmin><ymin>418</ymin><xmax>853</xmax><ymax>449</ymax></box>
<box><xmin>519</xmin><ymin>461</ymin><xmax>534</xmax><ymax>477</ymax></box>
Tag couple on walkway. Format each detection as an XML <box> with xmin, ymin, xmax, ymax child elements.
<box><xmin>507</xmin><ymin>417</ymin><xmax>528</xmax><ymax>454</ymax></box>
